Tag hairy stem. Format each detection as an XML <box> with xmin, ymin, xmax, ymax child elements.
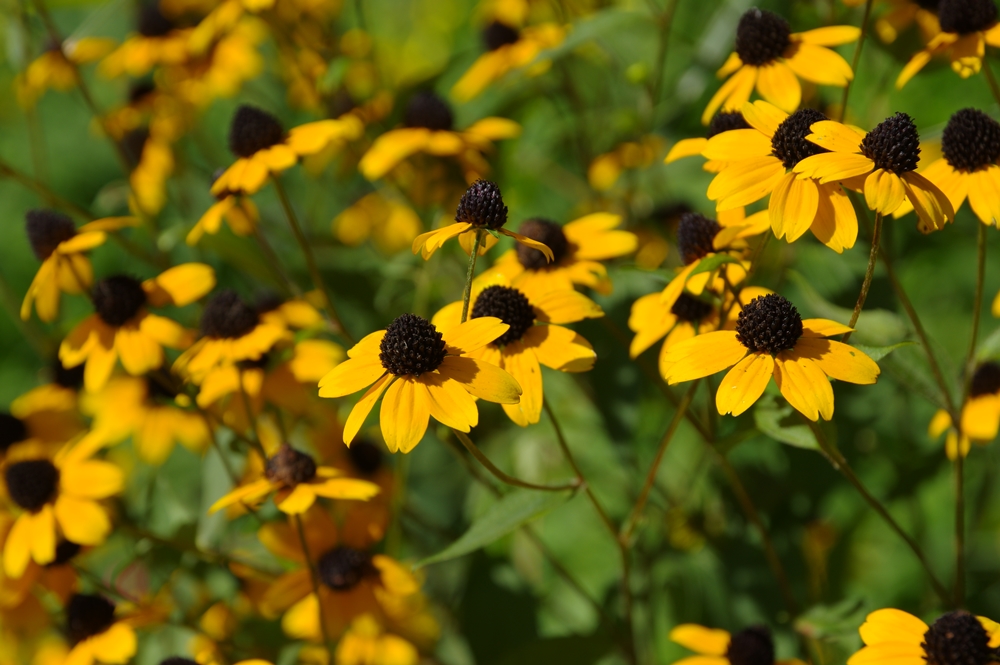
<box><xmin>842</xmin><ymin>211</ymin><xmax>882</xmax><ymax>343</ymax></box>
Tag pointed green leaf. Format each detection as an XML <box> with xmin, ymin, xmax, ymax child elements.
<box><xmin>851</xmin><ymin>341</ymin><xmax>915</xmax><ymax>362</ymax></box>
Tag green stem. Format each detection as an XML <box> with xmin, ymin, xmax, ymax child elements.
<box><xmin>982</xmin><ymin>58</ymin><xmax>1000</xmax><ymax>108</ymax></box>
<box><xmin>842</xmin><ymin>211</ymin><xmax>882</xmax><ymax>343</ymax></box>
<box><xmin>294</xmin><ymin>514</ymin><xmax>335</xmax><ymax>661</ymax></box>
<box><xmin>452</xmin><ymin>429</ymin><xmax>581</xmax><ymax>492</ymax></box>
<box><xmin>461</xmin><ymin>229</ymin><xmax>485</xmax><ymax>323</ymax></box>
<box><xmin>838</xmin><ymin>0</ymin><xmax>874</xmax><ymax>121</ymax></box>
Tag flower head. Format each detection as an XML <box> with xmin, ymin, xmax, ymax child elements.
<box><xmin>451</xmin><ymin>21</ymin><xmax>565</xmax><ymax>101</ymax></box>
<box><xmin>62</xmin><ymin>593</ymin><xmax>137</xmax><ymax>665</ymax></box>
<box><xmin>850</xmin><ymin>609</ymin><xmax>1000</xmax><ymax>665</ymax></box>
<box><xmin>669</xmin><ymin>623</ymin><xmax>802</xmax><ymax>665</ymax></box>
<box><xmin>897</xmin><ymin>0</ymin><xmax>1000</xmax><ymax>87</ymax></box>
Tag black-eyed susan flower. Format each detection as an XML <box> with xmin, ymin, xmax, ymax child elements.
<box><xmin>702</xmin><ymin>8</ymin><xmax>859</xmax><ymax>123</ymax></box>
<box><xmin>896</xmin><ymin>0</ymin><xmax>1000</xmax><ymax>87</ymax></box>
<box><xmin>359</xmin><ymin>92</ymin><xmax>520</xmax><ymax>181</ymax></box>
<box><xmin>333</xmin><ymin>192</ymin><xmax>423</xmax><ymax>254</ymax></box>
<box><xmin>186</xmin><ymin>174</ymin><xmax>259</xmax><ymax>245</ymax></box>
<box><xmin>16</xmin><ymin>38</ymin><xmax>115</xmax><ymax>108</ymax></box>
<box><xmin>21</xmin><ymin>210</ymin><xmax>137</xmax><ymax>323</ymax></box>
<box><xmin>661</xmin><ymin>294</ymin><xmax>880</xmax><ymax>420</ymax></box>
<box><xmin>920</xmin><ymin>108</ymin><xmax>1000</xmax><ymax>225</ymax></box>
<box><xmin>318</xmin><ymin>312</ymin><xmax>522</xmax><ymax>452</ymax></box>
<box><xmin>211</xmin><ymin>104</ymin><xmax>363</xmax><ymax>196</ymax></box>
<box><xmin>873</xmin><ymin>0</ymin><xmax>942</xmax><ymax>44</ymax></box>
<box><xmin>795</xmin><ymin>113</ymin><xmax>955</xmax><ymax>232</ymax></box>
<box><xmin>99</xmin><ymin>3</ymin><xmax>191</xmax><ymax>78</ymax></box>
<box><xmin>669</xmin><ymin>623</ymin><xmax>805</xmax><ymax>665</ymax></box>
<box><xmin>958</xmin><ymin>361</ymin><xmax>1000</xmax><ymax>443</ymax></box>
<box><xmin>6</xmin><ymin>365</ymin><xmax>87</xmax><ymax>454</ymax></box>
<box><xmin>209</xmin><ymin>443</ymin><xmax>379</xmax><ymax>515</ymax></box>
<box><xmin>490</xmin><ymin>214</ymin><xmax>637</xmax><ymax>295</ymax></box>
<box><xmin>452</xmin><ymin>21</ymin><xmax>565</xmax><ymax>101</ymax></box>
<box><xmin>849</xmin><ymin>609</ymin><xmax>1000</xmax><ymax>665</ymax></box>
<box><xmin>335</xmin><ymin>614</ymin><xmax>419</xmax><ymax>665</ymax></box>
<box><xmin>412</xmin><ymin>179</ymin><xmax>553</xmax><ymax>260</ymax></box>
<box><xmin>59</xmin><ymin>263</ymin><xmax>216</xmax><ymax>392</ymax></box>
<box><xmin>61</xmin><ymin>593</ymin><xmax>137</xmax><ymax>665</ymax></box>
<box><xmin>2</xmin><ymin>441</ymin><xmax>123</xmax><ymax>578</ymax></box>
<box><xmin>703</xmin><ymin>101</ymin><xmax>859</xmax><ymax>253</ymax></box>
<box><xmin>433</xmin><ymin>274</ymin><xmax>602</xmax><ymax>427</ymax></box>
<box><xmin>665</xmin><ymin>111</ymin><xmax>751</xmax><ymax>173</ymax></box>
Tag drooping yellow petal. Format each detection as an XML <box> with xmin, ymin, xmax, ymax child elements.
<box><xmin>858</xmin><ymin>608</ymin><xmax>929</xmax><ymax>646</ymax></box>
<box><xmin>441</xmin><ymin>316</ymin><xmax>509</xmax><ymax>354</ymax></box>
<box><xmin>87</xmin><ymin>622</ymin><xmax>138</xmax><ymax>664</ymax></box>
<box><xmin>961</xmin><ymin>394</ymin><xmax>1000</xmax><ymax>441</ymax></box>
<box><xmin>755</xmin><ymin>60</ymin><xmax>801</xmax><ymax>112</ymax></box>
<box><xmin>668</xmin><ymin>624</ymin><xmax>731</xmax><ymax>656</ymax></box>
<box><xmin>661</xmin><ymin>331</ymin><xmax>748</xmax><ymax>383</ymax></box>
<box><xmin>716</xmin><ymin>352</ymin><xmax>774</xmax><ymax>416</ymax></box>
<box><xmin>865</xmin><ymin>169</ymin><xmax>906</xmax><ymax>214</ymax></box>
<box><xmin>769</xmin><ymin>171</ymin><xmax>819</xmax><ymax>241</ymax></box>
<box><xmin>53</xmin><ymin>495</ymin><xmax>111</xmax><ymax>545</ymax></box>
<box><xmin>438</xmin><ymin>356</ymin><xmax>522</xmax><ymax>404</ymax></box>
<box><xmin>360</xmin><ymin>128</ymin><xmax>432</xmax><ymax>180</ymax></box>
<box><xmin>115</xmin><ymin>325</ymin><xmax>164</xmax><ymax>376</ymax></box>
<box><xmin>423</xmin><ymin>375</ymin><xmax>480</xmax><ymax>431</ymax></box>
<box><xmin>143</xmin><ymin>263</ymin><xmax>216</xmax><ymax>307</ymax></box>
<box><xmin>411</xmin><ymin>222</ymin><xmax>473</xmax><ymax>258</ymax></box>
<box><xmin>702</xmin><ymin>129</ymin><xmax>773</xmax><ymax>161</ymax></box>
<box><xmin>773</xmin><ymin>354</ymin><xmax>834</xmax><ymax>421</ymax></box>
<box><xmin>318</xmin><ymin>355</ymin><xmax>387</xmax><ymax>398</ymax></box>
<box><xmin>60</xmin><ymin>460</ymin><xmax>123</xmax><ymax>499</ymax></box>
<box><xmin>531</xmin><ymin>289</ymin><xmax>604</xmax><ymax>324</ymax></box>
<box><xmin>29</xmin><ymin>506</ymin><xmax>56</xmax><ymax>566</ymax></box>
<box><xmin>896</xmin><ymin>49</ymin><xmax>934</xmax><ymax>89</ymax></box>
<box><xmin>793</xmin><ymin>338</ymin><xmax>880</xmax><ymax>384</ymax></box>
<box><xmin>275</xmin><ymin>484</ymin><xmax>317</xmax><ymax>514</ymax></box>
<box><xmin>666</xmin><ymin>138</ymin><xmax>708</xmax><ymax>163</ymax></box>
<box><xmin>2</xmin><ymin>514</ymin><xmax>32</xmax><ymax>578</ymax></box>
<box><xmin>785</xmin><ymin>43</ymin><xmax>853</xmax><ymax>85</ymax></box>
<box><xmin>848</xmin><ymin>643</ymin><xmax>926</xmax><ymax>665</ymax></box>
<box><xmin>708</xmin><ymin>156</ymin><xmax>786</xmax><ymax>208</ymax></box>
<box><xmin>740</xmin><ymin>99</ymin><xmax>786</xmax><ymax>137</ymax></box>
<box><xmin>902</xmin><ymin>171</ymin><xmax>954</xmax><ymax>233</ymax></box>
<box><xmin>810</xmin><ymin>182</ymin><xmax>858</xmax><ymax>252</ymax></box>
<box><xmin>343</xmin><ymin>374</ymin><xmax>393</xmax><ymax>445</ymax></box>
<box><xmin>380</xmin><ymin>377</ymin><xmax>431</xmax><ymax>454</ymax></box>
<box><xmin>966</xmin><ymin>166</ymin><xmax>1000</xmax><ymax>226</ymax></box>
<box><xmin>525</xmin><ymin>324</ymin><xmax>596</xmax><ymax>372</ymax></box>
<box><xmin>499</xmin><ymin>229</ymin><xmax>555</xmax><ymax>261</ymax></box>
<box><xmin>702</xmin><ymin>65</ymin><xmax>757</xmax><ymax>125</ymax></box>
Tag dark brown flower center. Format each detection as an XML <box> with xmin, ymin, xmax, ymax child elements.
<box><xmin>317</xmin><ymin>546</ymin><xmax>374</xmax><ymax>591</ymax></box>
<box><xmin>137</xmin><ymin>3</ymin><xmax>174</xmax><ymax>37</ymax></box>
<box><xmin>26</xmin><ymin>210</ymin><xmax>76</xmax><ymax>261</ymax></box>
<box><xmin>5</xmin><ymin>459</ymin><xmax>59</xmax><ymax>512</ymax></box>
<box><xmin>265</xmin><ymin>444</ymin><xmax>318</xmax><ymax>486</ymax></box>
<box><xmin>515</xmin><ymin>219</ymin><xmax>568</xmax><ymax>269</ymax></box>
<box><xmin>455</xmin><ymin>179</ymin><xmax>508</xmax><ymax>229</ymax></box>
<box><xmin>0</xmin><ymin>413</ymin><xmax>28</xmax><ymax>453</ymax></box>
<box><xmin>727</xmin><ymin>626</ymin><xmax>775</xmax><ymax>665</ymax></box>
<box><xmin>379</xmin><ymin>313</ymin><xmax>447</xmax><ymax>376</ymax></box>
<box><xmin>66</xmin><ymin>594</ymin><xmax>116</xmax><ymax>645</ymax></box>
<box><xmin>922</xmin><ymin>611</ymin><xmax>993</xmax><ymax>665</ymax></box>
<box><xmin>942</xmin><ymin>108</ymin><xmax>1000</xmax><ymax>172</ymax></box>
<box><xmin>969</xmin><ymin>361</ymin><xmax>1000</xmax><ymax>397</ymax></box>
<box><xmin>404</xmin><ymin>91</ymin><xmax>454</xmax><ymax>131</ymax></box>
<box><xmin>471</xmin><ymin>285</ymin><xmax>536</xmax><ymax>346</ymax></box>
<box><xmin>228</xmin><ymin>105</ymin><xmax>285</xmax><ymax>158</ymax></box>
<box><xmin>938</xmin><ymin>0</ymin><xmax>998</xmax><ymax>34</ymax></box>
<box><xmin>735</xmin><ymin>294</ymin><xmax>803</xmax><ymax>354</ymax></box>
<box><xmin>676</xmin><ymin>212</ymin><xmax>721</xmax><ymax>264</ymax></box>
<box><xmin>861</xmin><ymin>112</ymin><xmax>921</xmax><ymax>174</ymax></box>
<box><xmin>54</xmin><ymin>359</ymin><xmax>85</xmax><ymax>390</ymax></box>
<box><xmin>707</xmin><ymin>112</ymin><xmax>751</xmax><ymax>138</ymax></box>
<box><xmin>671</xmin><ymin>293</ymin><xmax>714</xmax><ymax>323</ymax></box>
<box><xmin>201</xmin><ymin>290</ymin><xmax>260</xmax><ymax>339</ymax></box>
<box><xmin>93</xmin><ymin>276</ymin><xmax>147</xmax><ymax>327</ymax></box>
<box><xmin>771</xmin><ymin>108</ymin><xmax>829</xmax><ymax>169</ymax></box>
<box><xmin>735</xmin><ymin>8</ymin><xmax>791</xmax><ymax>66</ymax></box>
<box><xmin>49</xmin><ymin>540</ymin><xmax>82</xmax><ymax>567</ymax></box>
<box><xmin>483</xmin><ymin>21</ymin><xmax>520</xmax><ymax>50</ymax></box>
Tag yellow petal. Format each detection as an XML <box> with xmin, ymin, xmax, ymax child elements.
<box><xmin>785</xmin><ymin>43</ymin><xmax>853</xmax><ymax>85</ymax></box>
<box><xmin>143</xmin><ymin>263</ymin><xmax>216</xmax><ymax>307</ymax></box>
<box><xmin>702</xmin><ymin>129</ymin><xmax>773</xmax><ymax>161</ymax></box>
<box><xmin>318</xmin><ymin>355</ymin><xmax>387</xmax><ymax>398</ymax></box>
<box><xmin>423</xmin><ymin>375</ymin><xmax>480</xmax><ymax>431</ymax></box>
<box><xmin>360</xmin><ymin>128</ymin><xmax>431</xmax><ymax>180</ymax></box>
<box><xmin>438</xmin><ymin>356</ymin><xmax>522</xmax><ymax>404</ymax></box>
<box><xmin>702</xmin><ymin>65</ymin><xmax>756</xmax><ymax>125</ymax></box>
<box><xmin>343</xmin><ymin>374</ymin><xmax>393</xmax><ymax>445</ymax></box>
<box><xmin>669</xmin><ymin>624</ymin><xmax>731</xmax><ymax>656</ymax></box>
<box><xmin>755</xmin><ymin>60</ymin><xmax>801</xmax><ymax>113</ymax></box>
<box><xmin>87</xmin><ymin>622</ymin><xmax>137</xmax><ymax>663</ymax></box>
<box><xmin>794</xmin><ymin>338</ymin><xmax>880</xmax><ymax>384</ymax></box>
<box><xmin>661</xmin><ymin>331</ymin><xmax>748</xmax><ymax>383</ymax></box>
<box><xmin>902</xmin><ymin>171</ymin><xmax>954</xmax><ymax>233</ymax></box>
<box><xmin>666</xmin><ymin>138</ymin><xmax>709</xmax><ymax>163</ymax></box>
<box><xmin>707</xmin><ymin>155</ymin><xmax>785</xmax><ymax>208</ymax></box>
<box><xmin>501</xmin><ymin>345</ymin><xmax>543</xmax><ymax>426</ymax></box>
<box><xmin>530</xmin><ymin>289</ymin><xmax>603</xmax><ymax>324</ymax></box>
<box><xmin>3</xmin><ymin>514</ymin><xmax>32</xmax><ymax>578</ymax></box>
<box><xmin>961</xmin><ymin>394</ymin><xmax>1000</xmax><ymax>441</ymax></box>
<box><xmin>774</xmin><ymin>354</ymin><xmax>834</xmax><ymax>421</ymax></box>
<box><xmin>276</xmin><ymin>484</ymin><xmax>317</xmax><ymax>514</ymax></box>
<box><xmin>848</xmin><ymin>643</ymin><xmax>926</xmax><ymax>665</ymax></box>
<box><xmin>803</xmin><ymin>121</ymin><xmax>865</xmax><ymax>153</ymax></box>
<box><xmin>30</xmin><ymin>506</ymin><xmax>56</xmax><ymax>566</ymax></box>
<box><xmin>441</xmin><ymin>316</ymin><xmax>509</xmax><ymax>354</ymax></box>
<box><xmin>207</xmin><ymin>478</ymin><xmax>274</xmax><ymax>514</ymax></box>
<box><xmin>896</xmin><ymin>49</ymin><xmax>934</xmax><ymax>88</ymax></box>
<box><xmin>865</xmin><ymin>169</ymin><xmax>906</xmax><ymax>214</ymax></box>
<box><xmin>769</xmin><ymin>171</ymin><xmax>819</xmax><ymax>241</ymax></box>
<box><xmin>965</xmin><ymin>166</ymin><xmax>1000</xmax><ymax>226</ymax></box>
<box><xmin>740</xmin><ymin>99</ymin><xmax>787</xmax><ymax>137</ymax></box>
<box><xmin>716</xmin><ymin>352</ymin><xmax>774</xmax><ymax>416</ymax></box>
<box><xmin>796</xmin><ymin>25</ymin><xmax>861</xmax><ymax>45</ymax></box>
<box><xmin>499</xmin><ymin>229</ymin><xmax>555</xmax><ymax>261</ymax></box>
<box><xmin>380</xmin><ymin>377</ymin><xmax>430</xmax><ymax>454</ymax></box>
<box><xmin>858</xmin><ymin>608</ymin><xmax>928</xmax><ymax>646</ymax></box>
<box><xmin>60</xmin><ymin>460</ymin><xmax>124</xmax><ymax>498</ymax></box>
<box><xmin>525</xmin><ymin>324</ymin><xmax>596</xmax><ymax>372</ymax></box>
<box><xmin>115</xmin><ymin>325</ymin><xmax>164</xmax><ymax>376</ymax></box>
<box><xmin>53</xmin><ymin>495</ymin><xmax>111</xmax><ymax>545</ymax></box>
<box><xmin>801</xmin><ymin>318</ymin><xmax>853</xmax><ymax>337</ymax></box>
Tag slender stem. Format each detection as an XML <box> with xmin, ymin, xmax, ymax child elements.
<box><xmin>294</xmin><ymin>514</ymin><xmax>334</xmax><ymax>660</ymax></box>
<box><xmin>842</xmin><ymin>211</ymin><xmax>883</xmax><ymax>343</ymax></box>
<box><xmin>838</xmin><ymin>0</ymin><xmax>874</xmax><ymax>121</ymax></box>
<box><xmin>954</xmin><ymin>453</ymin><xmax>965</xmax><ymax>607</ymax></box>
<box><xmin>982</xmin><ymin>58</ymin><xmax>1000</xmax><ymax>108</ymax></box>
<box><xmin>806</xmin><ymin>419</ymin><xmax>951</xmax><ymax>602</ymax></box>
<box><xmin>460</xmin><ymin>229</ymin><xmax>485</xmax><ymax>323</ymax></box>
<box><xmin>272</xmin><ymin>177</ymin><xmax>355</xmax><ymax>345</ymax></box>
<box><xmin>452</xmin><ymin>429</ymin><xmax>581</xmax><ymax>492</ymax></box>
<box><xmin>620</xmin><ymin>381</ymin><xmax>697</xmax><ymax>543</ymax></box>
<box><xmin>237</xmin><ymin>371</ymin><xmax>267</xmax><ymax>458</ymax></box>
<box><xmin>965</xmin><ymin>223</ymin><xmax>988</xmax><ymax>383</ymax></box>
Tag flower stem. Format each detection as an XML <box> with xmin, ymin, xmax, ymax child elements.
<box><xmin>982</xmin><ymin>57</ymin><xmax>1000</xmax><ymax>108</ymax></box>
<box><xmin>806</xmin><ymin>418</ymin><xmax>951</xmax><ymax>603</ymax></box>
<box><xmin>452</xmin><ymin>429</ymin><xmax>581</xmax><ymax>492</ymax></box>
<box><xmin>839</xmin><ymin>0</ymin><xmax>874</xmax><ymax>121</ymax></box>
<box><xmin>461</xmin><ymin>229</ymin><xmax>485</xmax><ymax>323</ymax></box>
<box><xmin>294</xmin><ymin>513</ymin><xmax>334</xmax><ymax>661</ymax></box>
<box><xmin>842</xmin><ymin>211</ymin><xmax>883</xmax><ymax>343</ymax></box>
<box><xmin>272</xmin><ymin>176</ymin><xmax>355</xmax><ymax>345</ymax></box>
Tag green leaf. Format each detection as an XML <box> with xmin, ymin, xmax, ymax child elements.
<box><xmin>689</xmin><ymin>253</ymin><xmax>739</xmax><ymax>277</ymax></box>
<box><xmin>851</xmin><ymin>341</ymin><xmax>915</xmax><ymax>362</ymax></box>
<box><xmin>753</xmin><ymin>393</ymin><xmax>818</xmax><ymax>450</ymax></box>
<box><xmin>417</xmin><ymin>489</ymin><xmax>573</xmax><ymax>567</ymax></box>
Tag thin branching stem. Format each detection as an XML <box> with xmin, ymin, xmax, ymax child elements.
<box><xmin>843</xmin><ymin>211</ymin><xmax>883</xmax><ymax>343</ymax></box>
<box><xmin>294</xmin><ymin>513</ymin><xmax>335</xmax><ymax>661</ymax></box>
<box><xmin>452</xmin><ymin>430</ymin><xmax>581</xmax><ymax>492</ymax></box>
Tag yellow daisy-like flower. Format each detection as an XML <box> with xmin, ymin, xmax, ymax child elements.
<box><xmin>490</xmin><ymin>213</ymin><xmax>637</xmax><ymax>295</ymax></box>
<box><xmin>896</xmin><ymin>0</ymin><xmax>1000</xmax><ymax>87</ymax></box>
<box><xmin>703</xmin><ymin>101</ymin><xmax>859</xmax><ymax>253</ymax></box>
<box><xmin>874</xmin><ymin>0</ymin><xmax>941</xmax><ymax>44</ymax></box>
<box><xmin>665</xmin><ymin>111</ymin><xmax>752</xmax><ymax>173</ymax></box>
<box><xmin>98</xmin><ymin>4</ymin><xmax>191</xmax><ymax>78</ymax></box>
<box><xmin>452</xmin><ymin>21</ymin><xmax>565</xmax><ymax>101</ymax></box>
<box><xmin>661</xmin><ymin>293</ymin><xmax>880</xmax><ymax>420</ymax></box>
<box><xmin>928</xmin><ymin>409</ymin><xmax>977</xmax><ymax>460</ymax></box>
<box><xmin>669</xmin><ymin>623</ymin><xmax>805</xmax><ymax>665</ymax></box>
<box><xmin>433</xmin><ymin>273</ymin><xmax>602</xmax><ymax>427</ymax></box>
<box><xmin>794</xmin><ymin>113</ymin><xmax>955</xmax><ymax>232</ymax></box>
<box><xmin>211</xmin><ymin>104</ymin><xmax>363</xmax><ymax>196</ymax></box>
<box><xmin>335</xmin><ymin>614</ymin><xmax>419</xmax><ymax>665</ymax></box>
<box><xmin>15</xmin><ymin>37</ymin><xmax>115</xmax><ymax>108</ymax></box>
<box><xmin>412</xmin><ymin>179</ymin><xmax>553</xmax><ymax>261</ymax></box>
<box><xmin>2</xmin><ymin>440</ymin><xmax>123</xmax><ymax>578</ymax></box>
<box><xmin>958</xmin><ymin>361</ymin><xmax>1000</xmax><ymax>444</ymax></box>
<box><xmin>920</xmin><ymin>108</ymin><xmax>1000</xmax><ymax>226</ymax></box>
<box><xmin>209</xmin><ymin>443</ymin><xmax>379</xmax><ymax>515</ymax></box>
<box><xmin>59</xmin><ymin>263</ymin><xmax>216</xmax><ymax>392</ymax></box>
<box><xmin>849</xmin><ymin>608</ymin><xmax>1000</xmax><ymax>665</ymax></box>
<box><xmin>702</xmin><ymin>8</ymin><xmax>859</xmax><ymax>123</ymax></box>
<box><xmin>318</xmin><ymin>312</ymin><xmax>522</xmax><ymax>453</ymax></box>
<box><xmin>359</xmin><ymin>92</ymin><xmax>520</xmax><ymax>181</ymax></box>
<box><xmin>60</xmin><ymin>593</ymin><xmax>138</xmax><ymax>665</ymax></box>
<box><xmin>333</xmin><ymin>192</ymin><xmax>423</xmax><ymax>255</ymax></box>
<box><xmin>21</xmin><ymin>211</ymin><xmax>137</xmax><ymax>323</ymax></box>
<box><xmin>5</xmin><ymin>364</ymin><xmax>87</xmax><ymax>453</ymax></box>
<box><xmin>187</xmin><ymin>186</ymin><xmax>258</xmax><ymax>245</ymax></box>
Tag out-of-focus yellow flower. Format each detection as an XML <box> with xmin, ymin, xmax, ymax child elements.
<box><xmin>874</xmin><ymin>0</ymin><xmax>941</xmax><ymax>43</ymax></box>
<box><xmin>588</xmin><ymin>135</ymin><xmax>665</xmax><ymax>191</ymax></box>
<box><xmin>168</xmin><ymin>19</ymin><xmax>266</xmax><ymax>107</ymax></box>
<box><xmin>100</xmin><ymin>5</ymin><xmax>192</xmax><ymax>78</ymax></box>
<box><xmin>335</xmin><ymin>615</ymin><xmax>419</xmax><ymax>665</ymax></box>
<box><xmin>126</xmin><ymin>128</ymin><xmax>174</xmax><ymax>216</ymax></box>
<box><xmin>452</xmin><ymin>22</ymin><xmax>565</xmax><ymax>101</ymax></box>
<box><xmin>16</xmin><ymin>38</ymin><xmax>115</xmax><ymax>108</ymax></box>
<box><xmin>59</xmin><ymin>594</ymin><xmax>138</xmax><ymax>665</ymax></box>
<box><xmin>333</xmin><ymin>193</ymin><xmax>422</xmax><ymax>254</ymax></box>
<box><xmin>896</xmin><ymin>0</ymin><xmax>1000</xmax><ymax>87</ymax></box>
<box><xmin>187</xmin><ymin>183</ymin><xmax>259</xmax><ymax>245</ymax></box>
<box><xmin>958</xmin><ymin>361</ymin><xmax>1000</xmax><ymax>446</ymax></box>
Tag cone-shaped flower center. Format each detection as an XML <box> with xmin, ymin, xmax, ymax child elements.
<box><xmin>472</xmin><ymin>285</ymin><xmax>536</xmax><ymax>346</ymax></box>
<box><xmin>5</xmin><ymin>459</ymin><xmax>59</xmax><ymax>512</ymax></box>
<box><xmin>228</xmin><ymin>105</ymin><xmax>285</xmax><ymax>158</ymax></box>
<box><xmin>50</xmin><ymin>540</ymin><xmax>82</xmax><ymax>567</ymax></box>
<box><xmin>456</xmin><ymin>179</ymin><xmax>508</xmax><ymax>229</ymax></box>
<box><xmin>771</xmin><ymin>108</ymin><xmax>829</xmax><ymax>169</ymax></box>
<box><xmin>93</xmin><ymin>276</ymin><xmax>147</xmax><ymax>327</ymax></box>
<box><xmin>861</xmin><ymin>112</ymin><xmax>921</xmax><ymax>174</ymax></box>
<box><xmin>0</xmin><ymin>413</ymin><xmax>28</xmax><ymax>453</ymax></box>
<box><xmin>516</xmin><ymin>219</ymin><xmax>569</xmax><ymax>268</ymax></box>
<box><xmin>483</xmin><ymin>21</ymin><xmax>520</xmax><ymax>50</ymax></box>
<box><xmin>265</xmin><ymin>444</ymin><xmax>318</xmax><ymax>487</ymax></box>
<box><xmin>379</xmin><ymin>313</ymin><xmax>447</xmax><ymax>376</ymax></box>
<box><xmin>26</xmin><ymin>210</ymin><xmax>76</xmax><ymax>261</ymax></box>
<box><xmin>938</xmin><ymin>0</ymin><xmax>998</xmax><ymax>34</ymax></box>
<box><xmin>671</xmin><ymin>293</ymin><xmax>714</xmax><ymax>323</ymax></box>
<box><xmin>922</xmin><ymin>611</ymin><xmax>993</xmax><ymax>665</ymax></box>
<box><xmin>735</xmin><ymin>8</ymin><xmax>791</xmax><ymax>66</ymax></box>
<box><xmin>735</xmin><ymin>294</ymin><xmax>803</xmax><ymax>354</ymax></box>
<box><xmin>677</xmin><ymin>212</ymin><xmax>721</xmax><ymax>264</ymax></box>
<box><xmin>348</xmin><ymin>438</ymin><xmax>383</xmax><ymax>476</ymax></box>
<box><xmin>727</xmin><ymin>626</ymin><xmax>775</xmax><ymax>665</ymax></box>
<box><xmin>707</xmin><ymin>112</ymin><xmax>751</xmax><ymax>138</ymax></box>
<box><xmin>201</xmin><ymin>290</ymin><xmax>259</xmax><ymax>339</ymax></box>
<box><xmin>942</xmin><ymin>108</ymin><xmax>1000</xmax><ymax>172</ymax></box>
<box><xmin>404</xmin><ymin>91</ymin><xmax>454</xmax><ymax>131</ymax></box>
<box><xmin>969</xmin><ymin>361</ymin><xmax>1000</xmax><ymax>397</ymax></box>
<box><xmin>137</xmin><ymin>3</ymin><xmax>174</xmax><ymax>37</ymax></box>
<box><xmin>66</xmin><ymin>594</ymin><xmax>116</xmax><ymax>645</ymax></box>
<box><xmin>318</xmin><ymin>546</ymin><xmax>373</xmax><ymax>591</ymax></box>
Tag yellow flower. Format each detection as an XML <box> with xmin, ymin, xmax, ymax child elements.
<box><xmin>211</xmin><ymin>105</ymin><xmax>362</xmax><ymax>196</ymax></box>
<box><xmin>958</xmin><ymin>361</ymin><xmax>1000</xmax><ymax>444</ymax></box>
<box><xmin>60</xmin><ymin>594</ymin><xmax>137</xmax><ymax>665</ymax></box>
<box><xmin>669</xmin><ymin>623</ymin><xmax>806</xmax><ymax>665</ymax></box>
<box><xmin>874</xmin><ymin>0</ymin><xmax>942</xmax><ymax>44</ymax></box>
<box><xmin>919</xmin><ymin>108</ymin><xmax>1000</xmax><ymax>226</ymax></box>
<box><xmin>209</xmin><ymin>443</ymin><xmax>379</xmax><ymax>515</ymax></box>
<box><xmin>928</xmin><ymin>409</ymin><xmax>977</xmax><ymax>459</ymax></box>
<box><xmin>703</xmin><ymin>101</ymin><xmax>859</xmax><ymax>253</ymax></box>
<box><xmin>451</xmin><ymin>21</ymin><xmax>565</xmax><ymax>101</ymax></box>
<box><xmin>661</xmin><ymin>293</ymin><xmax>880</xmax><ymax>420</ymax></box>
<box><xmin>169</xmin><ymin>19</ymin><xmax>265</xmax><ymax>108</ymax></box>
<box><xmin>318</xmin><ymin>312</ymin><xmax>522</xmax><ymax>453</ymax></box>
<box><xmin>2</xmin><ymin>440</ymin><xmax>123</xmax><ymax>578</ymax></box>
<box><xmin>59</xmin><ymin>264</ymin><xmax>216</xmax><ymax>392</ymax></box>
<box><xmin>16</xmin><ymin>38</ymin><xmax>115</xmax><ymax>108</ymax></box>
<box><xmin>665</xmin><ymin>112</ymin><xmax>752</xmax><ymax>173</ymax></box>
<box><xmin>99</xmin><ymin>5</ymin><xmax>191</xmax><ymax>78</ymax></box>
<box><xmin>433</xmin><ymin>273</ymin><xmax>602</xmax><ymax>427</ymax></box>
<box><xmin>126</xmin><ymin>128</ymin><xmax>174</xmax><ymax>216</ymax></box>
<box><xmin>80</xmin><ymin>375</ymin><xmax>209</xmax><ymax>465</ymax></box>
<box><xmin>335</xmin><ymin>614</ymin><xmax>419</xmax><ymax>665</ymax></box>
<box><xmin>21</xmin><ymin>211</ymin><xmax>138</xmax><ymax>323</ymax></box>
<box><xmin>896</xmin><ymin>0</ymin><xmax>1000</xmax><ymax>87</ymax></box>
<box><xmin>794</xmin><ymin>113</ymin><xmax>955</xmax><ymax>232</ymax></box>
<box><xmin>333</xmin><ymin>193</ymin><xmax>423</xmax><ymax>254</ymax></box>
<box><xmin>702</xmin><ymin>8</ymin><xmax>858</xmax><ymax>123</ymax></box>
<box><xmin>412</xmin><ymin>179</ymin><xmax>553</xmax><ymax>261</ymax></box>
<box><xmin>187</xmin><ymin>183</ymin><xmax>259</xmax><ymax>245</ymax></box>
<box><xmin>849</xmin><ymin>608</ymin><xmax>1000</xmax><ymax>665</ymax></box>
<box><xmin>7</xmin><ymin>367</ymin><xmax>87</xmax><ymax>453</ymax></box>
<box><xmin>490</xmin><ymin>213</ymin><xmax>636</xmax><ymax>295</ymax></box>
<box><xmin>359</xmin><ymin>92</ymin><xmax>520</xmax><ymax>181</ymax></box>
